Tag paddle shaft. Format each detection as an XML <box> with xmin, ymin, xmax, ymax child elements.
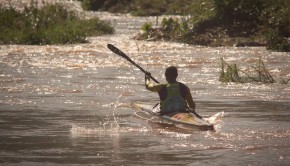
<box><xmin>188</xmin><ymin>107</ymin><xmax>203</xmax><ymax>119</ymax></box>
<box><xmin>192</xmin><ymin>112</ymin><xmax>203</xmax><ymax>119</ymax></box>
<box><xmin>107</xmin><ymin>44</ymin><xmax>159</xmax><ymax>83</ymax></box>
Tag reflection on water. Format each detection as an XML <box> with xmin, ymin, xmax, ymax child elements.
<box><xmin>0</xmin><ymin>1</ymin><xmax>290</xmax><ymax>165</ymax></box>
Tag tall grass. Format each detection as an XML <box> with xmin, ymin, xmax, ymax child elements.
<box><xmin>219</xmin><ymin>58</ymin><xmax>289</xmax><ymax>84</ymax></box>
<box><xmin>0</xmin><ymin>4</ymin><xmax>114</xmax><ymax>45</ymax></box>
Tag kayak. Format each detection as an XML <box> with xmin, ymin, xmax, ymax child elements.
<box><xmin>132</xmin><ymin>103</ymin><xmax>214</xmax><ymax>131</ymax></box>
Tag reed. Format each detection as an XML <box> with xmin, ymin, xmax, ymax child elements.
<box><xmin>219</xmin><ymin>58</ymin><xmax>243</xmax><ymax>83</ymax></box>
<box><xmin>219</xmin><ymin>58</ymin><xmax>288</xmax><ymax>84</ymax></box>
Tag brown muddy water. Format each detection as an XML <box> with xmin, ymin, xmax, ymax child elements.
<box><xmin>0</xmin><ymin>3</ymin><xmax>290</xmax><ymax>166</ymax></box>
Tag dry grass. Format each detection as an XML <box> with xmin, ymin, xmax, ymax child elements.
<box><xmin>219</xmin><ymin>57</ymin><xmax>289</xmax><ymax>84</ymax></box>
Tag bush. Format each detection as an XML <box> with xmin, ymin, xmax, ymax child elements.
<box><xmin>214</xmin><ymin>0</ymin><xmax>264</xmax><ymax>22</ymax></box>
<box><xmin>264</xmin><ymin>1</ymin><xmax>290</xmax><ymax>52</ymax></box>
<box><xmin>0</xmin><ymin>4</ymin><xmax>114</xmax><ymax>45</ymax></box>
<box><xmin>79</xmin><ymin>0</ymin><xmax>132</xmax><ymax>13</ymax></box>
<box><xmin>79</xmin><ymin>0</ymin><xmax>214</xmax><ymax>16</ymax></box>
<box><xmin>79</xmin><ymin>0</ymin><xmax>289</xmax><ymax>51</ymax></box>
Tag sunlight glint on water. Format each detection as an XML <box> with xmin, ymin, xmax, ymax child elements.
<box><xmin>0</xmin><ymin>1</ymin><xmax>289</xmax><ymax>165</ymax></box>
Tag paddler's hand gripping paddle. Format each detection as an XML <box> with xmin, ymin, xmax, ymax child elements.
<box><xmin>107</xmin><ymin>44</ymin><xmax>204</xmax><ymax>120</ymax></box>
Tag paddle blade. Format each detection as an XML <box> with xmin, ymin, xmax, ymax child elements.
<box><xmin>107</xmin><ymin>44</ymin><xmax>129</xmax><ymax>60</ymax></box>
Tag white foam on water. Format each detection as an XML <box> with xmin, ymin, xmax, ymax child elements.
<box><xmin>204</xmin><ymin>111</ymin><xmax>225</xmax><ymax>132</ymax></box>
<box><xmin>70</xmin><ymin>124</ymin><xmax>150</xmax><ymax>137</ymax></box>
<box><xmin>206</xmin><ymin>111</ymin><xmax>225</xmax><ymax>124</ymax></box>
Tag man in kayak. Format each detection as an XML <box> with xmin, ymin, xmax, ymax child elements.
<box><xmin>145</xmin><ymin>66</ymin><xmax>196</xmax><ymax>115</ymax></box>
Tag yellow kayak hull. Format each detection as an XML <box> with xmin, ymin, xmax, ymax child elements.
<box><xmin>132</xmin><ymin>103</ymin><xmax>214</xmax><ymax>131</ymax></box>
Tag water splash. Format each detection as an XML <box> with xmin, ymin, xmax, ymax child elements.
<box><xmin>206</xmin><ymin>111</ymin><xmax>224</xmax><ymax>124</ymax></box>
<box><xmin>110</xmin><ymin>93</ymin><xmax>124</xmax><ymax>133</ymax></box>
<box><xmin>70</xmin><ymin>124</ymin><xmax>150</xmax><ymax>137</ymax></box>
<box><xmin>205</xmin><ymin>111</ymin><xmax>225</xmax><ymax>132</ymax></box>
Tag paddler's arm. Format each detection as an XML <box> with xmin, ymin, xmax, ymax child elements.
<box><xmin>185</xmin><ymin>86</ymin><xmax>196</xmax><ymax>113</ymax></box>
<box><xmin>145</xmin><ymin>72</ymin><xmax>163</xmax><ymax>92</ymax></box>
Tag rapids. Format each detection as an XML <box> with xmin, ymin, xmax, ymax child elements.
<box><xmin>0</xmin><ymin>0</ymin><xmax>289</xmax><ymax>165</ymax></box>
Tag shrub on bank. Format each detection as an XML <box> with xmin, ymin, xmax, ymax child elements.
<box><xmin>131</xmin><ymin>0</ymin><xmax>290</xmax><ymax>52</ymax></box>
<box><xmin>264</xmin><ymin>1</ymin><xmax>290</xmax><ymax>52</ymax></box>
<box><xmin>78</xmin><ymin>0</ymin><xmax>289</xmax><ymax>51</ymax></box>
<box><xmin>78</xmin><ymin>0</ymin><xmax>212</xmax><ymax>16</ymax></box>
<box><xmin>213</xmin><ymin>0</ymin><xmax>289</xmax><ymax>52</ymax></box>
<box><xmin>0</xmin><ymin>4</ymin><xmax>114</xmax><ymax>45</ymax></box>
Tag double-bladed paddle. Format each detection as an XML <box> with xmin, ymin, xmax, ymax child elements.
<box><xmin>107</xmin><ymin>44</ymin><xmax>204</xmax><ymax>119</ymax></box>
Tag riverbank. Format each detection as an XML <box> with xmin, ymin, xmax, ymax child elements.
<box><xmin>133</xmin><ymin>19</ymin><xmax>267</xmax><ymax>48</ymax></box>
<box><xmin>0</xmin><ymin>10</ymin><xmax>290</xmax><ymax>166</ymax></box>
<box><xmin>79</xmin><ymin>0</ymin><xmax>290</xmax><ymax>52</ymax></box>
<box><xmin>2</xmin><ymin>0</ymin><xmax>289</xmax><ymax>51</ymax></box>
<box><xmin>0</xmin><ymin>0</ymin><xmax>114</xmax><ymax>45</ymax></box>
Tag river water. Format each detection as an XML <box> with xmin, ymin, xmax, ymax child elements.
<box><xmin>0</xmin><ymin>2</ymin><xmax>290</xmax><ymax>165</ymax></box>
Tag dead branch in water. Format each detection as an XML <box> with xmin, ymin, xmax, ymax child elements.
<box><xmin>219</xmin><ymin>58</ymin><xmax>288</xmax><ymax>84</ymax></box>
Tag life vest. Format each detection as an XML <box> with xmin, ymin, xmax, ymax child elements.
<box><xmin>160</xmin><ymin>82</ymin><xmax>187</xmax><ymax>115</ymax></box>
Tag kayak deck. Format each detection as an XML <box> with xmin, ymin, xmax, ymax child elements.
<box><xmin>132</xmin><ymin>103</ymin><xmax>214</xmax><ymax>131</ymax></box>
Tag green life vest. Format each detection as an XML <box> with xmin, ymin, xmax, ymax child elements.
<box><xmin>160</xmin><ymin>82</ymin><xmax>187</xmax><ymax>114</ymax></box>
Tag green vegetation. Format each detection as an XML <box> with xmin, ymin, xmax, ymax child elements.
<box><xmin>219</xmin><ymin>58</ymin><xmax>289</xmax><ymax>84</ymax></box>
<box><xmin>78</xmin><ymin>0</ymin><xmax>210</xmax><ymax>16</ymax></box>
<box><xmin>79</xmin><ymin>0</ymin><xmax>131</xmax><ymax>13</ymax></box>
<box><xmin>80</xmin><ymin>0</ymin><xmax>289</xmax><ymax>52</ymax></box>
<box><xmin>211</xmin><ymin>0</ymin><xmax>290</xmax><ymax>52</ymax></box>
<box><xmin>264</xmin><ymin>1</ymin><xmax>290</xmax><ymax>52</ymax></box>
<box><xmin>0</xmin><ymin>4</ymin><xmax>114</xmax><ymax>45</ymax></box>
<box><xmin>135</xmin><ymin>0</ymin><xmax>290</xmax><ymax>52</ymax></box>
